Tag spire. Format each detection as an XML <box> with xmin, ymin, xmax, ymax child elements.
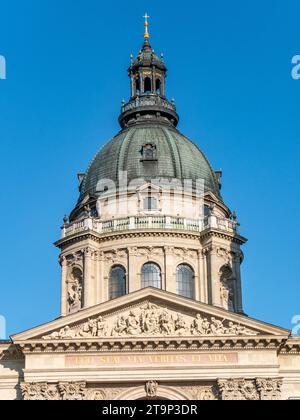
<box><xmin>143</xmin><ymin>13</ymin><xmax>150</xmax><ymax>40</ymax></box>
<box><xmin>118</xmin><ymin>16</ymin><xmax>179</xmax><ymax>129</ymax></box>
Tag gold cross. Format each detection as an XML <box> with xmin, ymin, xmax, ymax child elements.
<box><xmin>143</xmin><ymin>13</ymin><xmax>150</xmax><ymax>23</ymax></box>
<box><xmin>143</xmin><ymin>13</ymin><xmax>150</xmax><ymax>39</ymax></box>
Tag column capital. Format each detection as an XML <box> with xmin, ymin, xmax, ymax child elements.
<box><xmin>83</xmin><ymin>247</ymin><xmax>94</xmax><ymax>258</ymax></box>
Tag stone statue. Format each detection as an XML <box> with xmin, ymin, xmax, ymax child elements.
<box><xmin>97</xmin><ymin>316</ymin><xmax>107</xmax><ymax>337</ymax></box>
<box><xmin>67</xmin><ymin>268</ymin><xmax>83</xmax><ymax>313</ymax></box>
<box><xmin>112</xmin><ymin>316</ymin><xmax>127</xmax><ymax>336</ymax></box>
<box><xmin>145</xmin><ymin>381</ymin><xmax>158</xmax><ymax>398</ymax></box>
<box><xmin>210</xmin><ymin>317</ymin><xmax>225</xmax><ymax>335</ymax></box>
<box><xmin>201</xmin><ymin>318</ymin><xmax>211</xmax><ymax>335</ymax></box>
<box><xmin>160</xmin><ymin>310</ymin><xmax>174</xmax><ymax>335</ymax></box>
<box><xmin>126</xmin><ymin>311</ymin><xmax>141</xmax><ymax>335</ymax></box>
<box><xmin>221</xmin><ymin>283</ymin><xmax>234</xmax><ymax>312</ymax></box>
<box><xmin>142</xmin><ymin>310</ymin><xmax>159</xmax><ymax>335</ymax></box>
<box><xmin>175</xmin><ymin>315</ymin><xmax>188</xmax><ymax>335</ymax></box>
<box><xmin>191</xmin><ymin>314</ymin><xmax>205</xmax><ymax>335</ymax></box>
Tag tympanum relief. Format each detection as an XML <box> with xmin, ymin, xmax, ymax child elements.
<box><xmin>42</xmin><ymin>302</ymin><xmax>259</xmax><ymax>340</ymax></box>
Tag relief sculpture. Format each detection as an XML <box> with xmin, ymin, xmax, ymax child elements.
<box><xmin>42</xmin><ymin>302</ymin><xmax>259</xmax><ymax>340</ymax></box>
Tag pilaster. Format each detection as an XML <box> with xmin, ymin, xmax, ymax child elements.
<box><xmin>60</xmin><ymin>256</ymin><xmax>68</xmax><ymax>317</ymax></box>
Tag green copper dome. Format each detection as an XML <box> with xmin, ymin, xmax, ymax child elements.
<box><xmin>79</xmin><ymin>124</ymin><xmax>221</xmax><ymax>201</ymax></box>
<box><xmin>73</xmin><ymin>33</ymin><xmax>222</xmax><ymax>216</ymax></box>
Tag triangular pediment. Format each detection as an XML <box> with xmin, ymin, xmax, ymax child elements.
<box><xmin>12</xmin><ymin>288</ymin><xmax>290</xmax><ymax>342</ymax></box>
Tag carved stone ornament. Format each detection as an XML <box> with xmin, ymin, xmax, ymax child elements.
<box><xmin>256</xmin><ymin>378</ymin><xmax>283</xmax><ymax>401</ymax></box>
<box><xmin>21</xmin><ymin>380</ymin><xmax>282</xmax><ymax>401</ymax></box>
<box><xmin>21</xmin><ymin>382</ymin><xmax>61</xmax><ymax>401</ymax></box>
<box><xmin>42</xmin><ymin>302</ymin><xmax>259</xmax><ymax>340</ymax></box>
<box><xmin>218</xmin><ymin>379</ymin><xmax>259</xmax><ymax>401</ymax></box>
<box><xmin>218</xmin><ymin>378</ymin><xmax>283</xmax><ymax>401</ymax></box>
<box><xmin>181</xmin><ymin>385</ymin><xmax>220</xmax><ymax>401</ymax></box>
<box><xmin>145</xmin><ymin>381</ymin><xmax>158</xmax><ymax>398</ymax></box>
<box><xmin>59</xmin><ymin>382</ymin><xmax>86</xmax><ymax>401</ymax></box>
<box><xmin>21</xmin><ymin>383</ymin><xmax>134</xmax><ymax>401</ymax></box>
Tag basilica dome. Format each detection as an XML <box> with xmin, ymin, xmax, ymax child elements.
<box><xmin>79</xmin><ymin>124</ymin><xmax>221</xmax><ymax>201</ymax></box>
<box><xmin>72</xmin><ymin>31</ymin><xmax>222</xmax><ymax>219</ymax></box>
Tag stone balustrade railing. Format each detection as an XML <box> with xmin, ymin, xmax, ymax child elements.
<box><xmin>61</xmin><ymin>215</ymin><xmax>239</xmax><ymax>239</ymax></box>
<box><xmin>121</xmin><ymin>96</ymin><xmax>176</xmax><ymax>114</ymax></box>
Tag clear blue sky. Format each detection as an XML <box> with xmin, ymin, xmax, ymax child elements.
<box><xmin>0</xmin><ymin>0</ymin><xmax>299</xmax><ymax>337</ymax></box>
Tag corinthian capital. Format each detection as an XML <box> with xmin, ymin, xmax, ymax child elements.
<box><xmin>218</xmin><ymin>379</ymin><xmax>259</xmax><ymax>401</ymax></box>
<box><xmin>256</xmin><ymin>378</ymin><xmax>283</xmax><ymax>401</ymax></box>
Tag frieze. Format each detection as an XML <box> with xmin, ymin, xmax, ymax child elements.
<box><xmin>42</xmin><ymin>303</ymin><xmax>259</xmax><ymax>340</ymax></box>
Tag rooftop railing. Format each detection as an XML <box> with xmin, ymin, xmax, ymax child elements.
<box><xmin>121</xmin><ymin>96</ymin><xmax>176</xmax><ymax>114</ymax></box>
<box><xmin>61</xmin><ymin>214</ymin><xmax>239</xmax><ymax>239</ymax></box>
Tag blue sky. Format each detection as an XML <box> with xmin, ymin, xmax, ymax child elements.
<box><xmin>0</xmin><ymin>0</ymin><xmax>299</xmax><ymax>337</ymax></box>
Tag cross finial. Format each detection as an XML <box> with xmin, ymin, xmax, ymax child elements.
<box><xmin>143</xmin><ymin>13</ymin><xmax>150</xmax><ymax>40</ymax></box>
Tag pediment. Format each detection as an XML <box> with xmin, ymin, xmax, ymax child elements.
<box><xmin>12</xmin><ymin>288</ymin><xmax>290</xmax><ymax>342</ymax></box>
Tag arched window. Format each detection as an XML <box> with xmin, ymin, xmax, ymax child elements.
<box><xmin>135</xmin><ymin>78</ymin><xmax>140</xmax><ymax>95</ymax></box>
<box><xmin>141</xmin><ymin>263</ymin><xmax>161</xmax><ymax>289</ymax></box>
<box><xmin>144</xmin><ymin>77</ymin><xmax>152</xmax><ymax>94</ymax></box>
<box><xmin>109</xmin><ymin>266</ymin><xmax>126</xmax><ymax>300</ymax></box>
<box><xmin>176</xmin><ymin>265</ymin><xmax>195</xmax><ymax>299</ymax></box>
<box><xmin>156</xmin><ymin>79</ymin><xmax>161</xmax><ymax>94</ymax></box>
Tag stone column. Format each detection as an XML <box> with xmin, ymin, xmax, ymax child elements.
<box><xmin>84</xmin><ymin>248</ymin><xmax>94</xmax><ymax>308</ymax></box>
<box><xmin>93</xmin><ymin>251</ymin><xmax>104</xmax><ymax>305</ymax></box>
<box><xmin>128</xmin><ymin>247</ymin><xmax>138</xmax><ymax>293</ymax></box>
<box><xmin>197</xmin><ymin>250</ymin><xmax>205</xmax><ymax>302</ymax></box>
<box><xmin>97</xmin><ymin>252</ymin><xmax>105</xmax><ymax>304</ymax></box>
<box><xmin>60</xmin><ymin>256</ymin><xmax>68</xmax><ymax>316</ymax></box>
<box><xmin>164</xmin><ymin>247</ymin><xmax>174</xmax><ymax>293</ymax></box>
<box><xmin>233</xmin><ymin>252</ymin><xmax>244</xmax><ymax>314</ymax></box>
<box><xmin>207</xmin><ymin>246</ymin><xmax>222</xmax><ymax>307</ymax></box>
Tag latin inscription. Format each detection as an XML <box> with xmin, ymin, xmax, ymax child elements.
<box><xmin>65</xmin><ymin>352</ymin><xmax>238</xmax><ymax>367</ymax></box>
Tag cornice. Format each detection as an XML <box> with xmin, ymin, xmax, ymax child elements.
<box><xmin>279</xmin><ymin>338</ymin><xmax>300</xmax><ymax>355</ymax></box>
<box><xmin>55</xmin><ymin>229</ymin><xmax>202</xmax><ymax>250</ymax></box>
<box><xmin>55</xmin><ymin>227</ymin><xmax>248</xmax><ymax>250</ymax></box>
<box><xmin>15</xmin><ymin>335</ymin><xmax>288</xmax><ymax>355</ymax></box>
<box><xmin>200</xmin><ymin>228</ymin><xmax>247</xmax><ymax>245</ymax></box>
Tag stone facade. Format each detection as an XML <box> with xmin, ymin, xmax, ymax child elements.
<box><xmin>0</xmin><ymin>289</ymin><xmax>299</xmax><ymax>400</ymax></box>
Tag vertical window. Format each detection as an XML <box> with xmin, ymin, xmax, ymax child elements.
<box><xmin>144</xmin><ymin>77</ymin><xmax>152</xmax><ymax>94</ymax></box>
<box><xmin>141</xmin><ymin>263</ymin><xmax>161</xmax><ymax>289</ymax></box>
<box><xmin>156</xmin><ymin>79</ymin><xmax>161</xmax><ymax>94</ymax></box>
<box><xmin>136</xmin><ymin>78</ymin><xmax>140</xmax><ymax>95</ymax></box>
<box><xmin>109</xmin><ymin>266</ymin><xmax>126</xmax><ymax>300</ymax></box>
<box><xmin>144</xmin><ymin>197</ymin><xmax>157</xmax><ymax>210</ymax></box>
<box><xmin>176</xmin><ymin>265</ymin><xmax>195</xmax><ymax>299</ymax></box>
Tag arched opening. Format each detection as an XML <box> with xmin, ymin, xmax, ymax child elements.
<box><xmin>135</xmin><ymin>78</ymin><xmax>140</xmax><ymax>95</ymax></box>
<box><xmin>116</xmin><ymin>386</ymin><xmax>190</xmax><ymax>401</ymax></box>
<box><xmin>141</xmin><ymin>263</ymin><xmax>161</xmax><ymax>289</ymax></box>
<box><xmin>155</xmin><ymin>79</ymin><xmax>161</xmax><ymax>94</ymax></box>
<box><xmin>109</xmin><ymin>265</ymin><xmax>126</xmax><ymax>300</ymax></box>
<box><xmin>144</xmin><ymin>77</ymin><xmax>152</xmax><ymax>94</ymax></box>
<box><xmin>176</xmin><ymin>264</ymin><xmax>195</xmax><ymax>299</ymax></box>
